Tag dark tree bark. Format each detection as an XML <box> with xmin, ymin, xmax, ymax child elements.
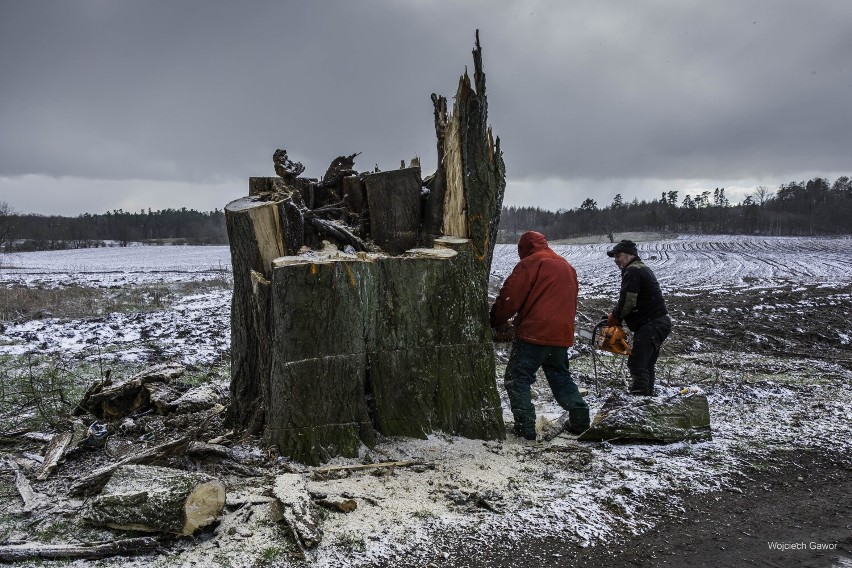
<box><xmin>364</xmin><ymin>167</ymin><xmax>422</xmax><ymax>254</ymax></box>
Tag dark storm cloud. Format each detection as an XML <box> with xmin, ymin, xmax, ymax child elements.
<box><xmin>1</xmin><ymin>0</ymin><xmax>850</xmax><ymax>214</ymax></box>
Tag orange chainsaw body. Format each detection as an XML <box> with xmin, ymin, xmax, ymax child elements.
<box><xmin>595</xmin><ymin>324</ymin><xmax>632</xmax><ymax>356</ymax></box>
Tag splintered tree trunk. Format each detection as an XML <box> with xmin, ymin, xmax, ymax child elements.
<box><xmin>364</xmin><ymin>167</ymin><xmax>422</xmax><ymax>254</ymax></box>
<box><xmin>429</xmin><ymin>30</ymin><xmax>505</xmax><ymax>274</ymax></box>
<box><xmin>225</xmin><ymin>196</ymin><xmax>285</xmax><ymax>433</ymax></box>
<box><xmin>226</xmin><ymin>31</ymin><xmax>507</xmax><ymax>463</ymax></box>
<box><xmin>84</xmin><ymin>465</ymin><xmax>226</xmax><ymax>536</ymax></box>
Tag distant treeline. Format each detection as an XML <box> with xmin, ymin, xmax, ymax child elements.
<box><xmin>1</xmin><ymin>176</ymin><xmax>850</xmax><ymax>251</ymax></box>
<box><xmin>2</xmin><ymin>208</ymin><xmax>227</xmax><ymax>251</ymax></box>
<box><xmin>498</xmin><ymin>176</ymin><xmax>852</xmax><ymax>242</ymax></box>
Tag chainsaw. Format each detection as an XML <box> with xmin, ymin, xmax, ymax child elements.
<box><xmin>593</xmin><ymin>322</ymin><xmax>632</xmax><ymax>356</ymax></box>
<box><xmin>577</xmin><ymin>320</ymin><xmax>632</xmax><ymax>356</ymax></box>
<box><xmin>577</xmin><ymin>318</ymin><xmax>632</xmax><ymax>394</ymax></box>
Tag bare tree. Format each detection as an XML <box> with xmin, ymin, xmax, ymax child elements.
<box><xmin>753</xmin><ymin>185</ymin><xmax>773</xmax><ymax>207</ymax></box>
<box><xmin>0</xmin><ymin>201</ymin><xmax>14</xmax><ymax>250</ymax></box>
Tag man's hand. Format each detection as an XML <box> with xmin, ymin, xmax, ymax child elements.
<box><xmin>607</xmin><ymin>312</ymin><xmax>620</xmax><ymax>327</ymax></box>
<box><xmin>492</xmin><ymin>325</ymin><xmax>514</xmax><ymax>342</ymax></box>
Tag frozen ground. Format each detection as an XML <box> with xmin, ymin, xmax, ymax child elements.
<box><xmin>0</xmin><ymin>235</ymin><xmax>850</xmax><ymax>567</ymax></box>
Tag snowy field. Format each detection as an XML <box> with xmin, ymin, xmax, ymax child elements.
<box><xmin>1</xmin><ymin>235</ymin><xmax>851</xmax><ymax>566</ymax></box>
<box><xmin>493</xmin><ymin>234</ymin><xmax>852</xmax><ymax>297</ymax></box>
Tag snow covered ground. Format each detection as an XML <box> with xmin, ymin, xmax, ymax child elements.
<box><xmin>1</xmin><ymin>235</ymin><xmax>850</xmax><ymax>566</ymax></box>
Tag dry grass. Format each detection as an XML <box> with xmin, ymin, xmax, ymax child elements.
<box><xmin>0</xmin><ymin>280</ymin><xmax>230</xmax><ymax>322</ymax></box>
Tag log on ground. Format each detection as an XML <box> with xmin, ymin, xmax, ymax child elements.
<box><xmin>0</xmin><ymin>537</ymin><xmax>159</xmax><ymax>562</ymax></box>
<box><xmin>578</xmin><ymin>391</ymin><xmax>712</xmax><ymax>443</ymax></box>
<box><xmin>84</xmin><ymin>464</ymin><xmax>226</xmax><ymax>536</ymax></box>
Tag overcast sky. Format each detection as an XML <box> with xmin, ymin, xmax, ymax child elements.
<box><xmin>1</xmin><ymin>1</ymin><xmax>850</xmax><ymax>216</ymax></box>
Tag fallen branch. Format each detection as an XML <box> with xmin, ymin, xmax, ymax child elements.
<box><xmin>312</xmin><ymin>460</ymin><xmax>426</xmax><ymax>475</ymax></box>
<box><xmin>0</xmin><ymin>537</ymin><xmax>159</xmax><ymax>562</ymax></box>
<box><xmin>273</xmin><ymin>473</ymin><xmax>322</xmax><ymax>549</ymax></box>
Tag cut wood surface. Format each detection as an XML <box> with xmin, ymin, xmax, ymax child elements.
<box><xmin>84</xmin><ymin>465</ymin><xmax>226</xmax><ymax>536</ymax></box>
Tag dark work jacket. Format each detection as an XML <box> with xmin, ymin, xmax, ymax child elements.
<box><xmin>490</xmin><ymin>231</ymin><xmax>578</xmax><ymax>347</ymax></box>
<box><xmin>613</xmin><ymin>258</ymin><xmax>668</xmax><ymax>331</ymax></box>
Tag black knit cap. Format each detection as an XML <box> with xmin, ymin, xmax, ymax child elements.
<box><xmin>606</xmin><ymin>239</ymin><xmax>639</xmax><ymax>257</ymax></box>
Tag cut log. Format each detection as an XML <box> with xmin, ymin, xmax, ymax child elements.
<box><xmin>0</xmin><ymin>537</ymin><xmax>159</xmax><ymax>562</ymax></box>
<box><xmin>577</xmin><ymin>391</ymin><xmax>712</xmax><ymax>443</ymax></box>
<box><xmin>225</xmin><ymin>196</ymin><xmax>286</xmax><ymax>432</ymax></box>
<box><xmin>84</xmin><ymin>465</ymin><xmax>226</xmax><ymax>536</ymax></box>
<box><xmin>272</xmin><ymin>473</ymin><xmax>322</xmax><ymax>549</ymax></box>
<box><xmin>363</xmin><ymin>167</ymin><xmax>422</xmax><ymax>254</ymax></box>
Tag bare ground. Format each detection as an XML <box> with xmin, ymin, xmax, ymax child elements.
<box><xmin>434</xmin><ymin>448</ymin><xmax>852</xmax><ymax>568</ymax></box>
<box><xmin>1</xmin><ymin>267</ymin><xmax>850</xmax><ymax>566</ymax></box>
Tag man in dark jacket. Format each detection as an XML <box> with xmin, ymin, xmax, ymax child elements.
<box><xmin>491</xmin><ymin>231</ymin><xmax>590</xmax><ymax>440</ymax></box>
<box><xmin>606</xmin><ymin>239</ymin><xmax>672</xmax><ymax>396</ymax></box>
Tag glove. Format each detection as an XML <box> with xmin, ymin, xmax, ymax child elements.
<box><xmin>607</xmin><ymin>312</ymin><xmax>620</xmax><ymax>327</ymax></box>
<box><xmin>492</xmin><ymin>325</ymin><xmax>514</xmax><ymax>342</ymax></box>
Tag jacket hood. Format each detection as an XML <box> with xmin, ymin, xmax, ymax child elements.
<box><xmin>518</xmin><ymin>231</ymin><xmax>550</xmax><ymax>259</ymax></box>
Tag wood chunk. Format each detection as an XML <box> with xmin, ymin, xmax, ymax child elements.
<box><xmin>578</xmin><ymin>391</ymin><xmax>712</xmax><ymax>443</ymax></box>
<box><xmin>272</xmin><ymin>473</ymin><xmax>322</xmax><ymax>548</ymax></box>
<box><xmin>363</xmin><ymin>167</ymin><xmax>422</xmax><ymax>254</ymax></box>
<box><xmin>84</xmin><ymin>465</ymin><xmax>225</xmax><ymax>536</ymax></box>
<box><xmin>36</xmin><ymin>432</ymin><xmax>72</xmax><ymax>480</ymax></box>
<box><xmin>77</xmin><ymin>363</ymin><xmax>185</xmax><ymax>420</ymax></box>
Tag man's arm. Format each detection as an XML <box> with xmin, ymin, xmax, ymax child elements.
<box><xmin>490</xmin><ymin>264</ymin><xmax>533</xmax><ymax>329</ymax></box>
<box><xmin>612</xmin><ymin>266</ymin><xmax>641</xmax><ymax>321</ymax></box>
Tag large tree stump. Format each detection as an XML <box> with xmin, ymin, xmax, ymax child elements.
<box><xmin>226</xmin><ymin>31</ymin><xmax>506</xmax><ymax>463</ymax></box>
<box><xmin>84</xmin><ymin>465</ymin><xmax>226</xmax><ymax>536</ymax></box>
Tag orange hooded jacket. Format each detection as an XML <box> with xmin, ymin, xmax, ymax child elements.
<box><xmin>489</xmin><ymin>231</ymin><xmax>578</xmax><ymax>347</ymax></box>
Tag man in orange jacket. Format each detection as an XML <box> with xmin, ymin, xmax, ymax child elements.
<box><xmin>490</xmin><ymin>231</ymin><xmax>590</xmax><ymax>440</ymax></box>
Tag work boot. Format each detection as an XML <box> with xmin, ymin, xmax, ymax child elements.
<box><xmin>512</xmin><ymin>426</ymin><xmax>537</xmax><ymax>441</ymax></box>
<box><xmin>567</xmin><ymin>408</ymin><xmax>590</xmax><ymax>434</ymax></box>
<box><xmin>629</xmin><ymin>381</ymin><xmax>650</xmax><ymax>396</ymax></box>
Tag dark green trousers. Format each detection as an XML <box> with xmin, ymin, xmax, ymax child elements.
<box><xmin>504</xmin><ymin>340</ymin><xmax>590</xmax><ymax>437</ymax></box>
